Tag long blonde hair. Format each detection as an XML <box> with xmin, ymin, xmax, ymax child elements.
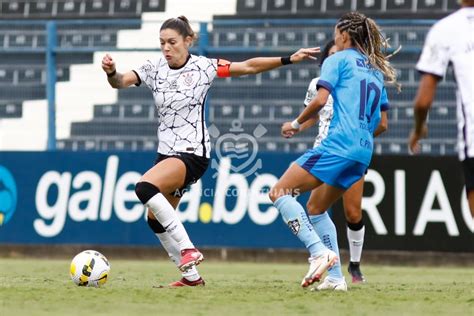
<box><xmin>336</xmin><ymin>12</ymin><xmax>401</xmax><ymax>91</ymax></box>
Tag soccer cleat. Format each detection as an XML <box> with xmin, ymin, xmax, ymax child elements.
<box><xmin>301</xmin><ymin>250</ymin><xmax>338</xmax><ymax>288</ymax></box>
<box><xmin>312</xmin><ymin>277</ymin><xmax>348</xmax><ymax>291</ymax></box>
<box><xmin>348</xmin><ymin>262</ymin><xmax>366</xmax><ymax>284</ymax></box>
<box><xmin>169</xmin><ymin>277</ymin><xmax>205</xmax><ymax>287</ymax></box>
<box><xmin>178</xmin><ymin>248</ymin><xmax>204</xmax><ymax>272</ymax></box>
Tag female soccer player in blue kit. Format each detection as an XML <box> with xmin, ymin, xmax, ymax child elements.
<box><xmin>269</xmin><ymin>12</ymin><xmax>399</xmax><ymax>291</ymax></box>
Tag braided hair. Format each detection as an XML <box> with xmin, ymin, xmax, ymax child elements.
<box><xmin>336</xmin><ymin>12</ymin><xmax>401</xmax><ymax>91</ymax></box>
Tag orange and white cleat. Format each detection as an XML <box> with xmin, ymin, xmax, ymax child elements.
<box><xmin>301</xmin><ymin>250</ymin><xmax>338</xmax><ymax>288</ymax></box>
<box><xmin>169</xmin><ymin>277</ymin><xmax>205</xmax><ymax>287</ymax></box>
<box><xmin>178</xmin><ymin>248</ymin><xmax>204</xmax><ymax>272</ymax></box>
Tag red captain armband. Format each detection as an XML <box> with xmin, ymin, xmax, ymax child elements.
<box><xmin>217</xmin><ymin>59</ymin><xmax>231</xmax><ymax>78</ymax></box>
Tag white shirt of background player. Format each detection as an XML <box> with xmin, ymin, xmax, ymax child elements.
<box><xmin>415</xmin><ymin>6</ymin><xmax>474</xmax><ymax>161</ymax></box>
<box><xmin>303</xmin><ymin>77</ymin><xmax>334</xmax><ymax>148</ymax></box>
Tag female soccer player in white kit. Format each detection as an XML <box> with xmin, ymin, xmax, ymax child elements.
<box><xmin>409</xmin><ymin>0</ymin><xmax>474</xmax><ymax>217</ymax></box>
<box><xmin>101</xmin><ymin>16</ymin><xmax>320</xmax><ymax>287</ymax></box>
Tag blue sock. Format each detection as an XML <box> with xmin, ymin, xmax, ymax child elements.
<box><xmin>274</xmin><ymin>195</ymin><xmax>327</xmax><ymax>257</ymax></box>
<box><xmin>309</xmin><ymin>212</ymin><xmax>344</xmax><ymax>280</ymax></box>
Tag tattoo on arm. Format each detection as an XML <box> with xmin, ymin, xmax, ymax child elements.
<box><xmin>107</xmin><ymin>73</ymin><xmax>123</xmax><ymax>88</ymax></box>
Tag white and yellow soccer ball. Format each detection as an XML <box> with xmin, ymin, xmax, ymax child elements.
<box><xmin>70</xmin><ymin>250</ymin><xmax>110</xmax><ymax>287</ymax></box>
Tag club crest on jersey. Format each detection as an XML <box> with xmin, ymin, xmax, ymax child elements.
<box><xmin>288</xmin><ymin>219</ymin><xmax>300</xmax><ymax>235</ymax></box>
<box><xmin>169</xmin><ymin>80</ymin><xmax>178</xmax><ymax>90</ymax></box>
<box><xmin>183</xmin><ymin>73</ymin><xmax>194</xmax><ymax>86</ymax></box>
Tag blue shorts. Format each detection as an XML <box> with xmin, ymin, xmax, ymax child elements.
<box><xmin>295</xmin><ymin>148</ymin><xmax>367</xmax><ymax>190</ymax></box>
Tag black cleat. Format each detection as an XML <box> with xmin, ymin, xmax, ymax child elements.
<box><xmin>348</xmin><ymin>262</ymin><xmax>366</xmax><ymax>284</ymax></box>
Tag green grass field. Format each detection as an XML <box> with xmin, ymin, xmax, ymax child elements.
<box><xmin>0</xmin><ymin>258</ymin><xmax>472</xmax><ymax>316</ymax></box>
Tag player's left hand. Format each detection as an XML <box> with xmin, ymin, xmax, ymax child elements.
<box><xmin>290</xmin><ymin>47</ymin><xmax>320</xmax><ymax>63</ymax></box>
<box><xmin>408</xmin><ymin>124</ymin><xmax>428</xmax><ymax>154</ymax></box>
<box><xmin>281</xmin><ymin>122</ymin><xmax>299</xmax><ymax>138</ymax></box>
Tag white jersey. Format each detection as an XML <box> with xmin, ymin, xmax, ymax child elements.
<box><xmin>416</xmin><ymin>7</ymin><xmax>474</xmax><ymax>161</ymax></box>
<box><xmin>304</xmin><ymin>77</ymin><xmax>334</xmax><ymax>148</ymax></box>
<box><xmin>135</xmin><ymin>54</ymin><xmax>217</xmax><ymax>158</ymax></box>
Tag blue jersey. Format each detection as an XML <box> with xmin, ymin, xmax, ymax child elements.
<box><xmin>316</xmin><ymin>48</ymin><xmax>389</xmax><ymax>166</ymax></box>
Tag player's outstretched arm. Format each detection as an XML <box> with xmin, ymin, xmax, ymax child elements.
<box><xmin>281</xmin><ymin>115</ymin><xmax>318</xmax><ymax>139</ymax></box>
<box><xmin>297</xmin><ymin>87</ymin><xmax>329</xmax><ymax>125</ymax></box>
<box><xmin>408</xmin><ymin>73</ymin><xmax>438</xmax><ymax>153</ymax></box>
<box><xmin>281</xmin><ymin>87</ymin><xmax>329</xmax><ymax>137</ymax></box>
<box><xmin>101</xmin><ymin>54</ymin><xmax>139</xmax><ymax>89</ymax></box>
<box><xmin>228</xmin><ymin>47</ymin><xmax>320</xmax><ymax>77</ymax></box>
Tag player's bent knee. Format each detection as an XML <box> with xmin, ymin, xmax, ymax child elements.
<box><xmin>147</xmin><ymin>216</ymin><xmax>166</xmax><ymax>234</ymax></box>
<box><xmin>268</xmin><ymin>187</ymin><xmax>281</xmax><ymax>203</ymax></box>
<box><xmin>306</xmin><ymin>201</ymin><xmax>324</xmax><ymax>215</ymax></box>
<box><xmin>346</xmin><ymin>213</ymin><xmax>362</xmax><ymax>224</ymax></box>
<box><xmin>345</xmin><ymin>205</ymin><xmax>362</xmax><ymax>223</ymax></box>
<box><xmin>135</xmin><ymin>181</ymin><xmax>160</xmax><ymax>204</ymax></box>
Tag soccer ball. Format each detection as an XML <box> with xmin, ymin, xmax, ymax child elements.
<box><xmin>70</xmin><ymin>250</ymin><xmax>110</xmax><ymax>287</ymax></box>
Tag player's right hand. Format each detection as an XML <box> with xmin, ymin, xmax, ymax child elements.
<box><xmin>290</xmin><ymin>47</ymin><xmax>320</xmax><ymax>63</ymax></box>
<box><xmin>281</xmin><ymin>121</ymin><xmax>298</xmax><ymax>138</ymax></box>
<box><xmin>102</xmin><ymin>54</ymin><xmax>116</xmax><ymax>75</ymax></box>
<box><xmin>408</xmin><ymin>124</ymin><xmax>428</xmax><ymax>154</ymax></box>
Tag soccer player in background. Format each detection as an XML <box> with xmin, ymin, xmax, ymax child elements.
<box><xmin>269</xmin><ymin>12</ymin><xmax>398</xmax><ymax>291</ymax></box>
<box><xmin>285</xmin><ymin>40</ymin><xmax>389</xmax><ymax>284</ymax></box>
<box><xmin>409</xmin><ymin>0</ymin><xmax>474</xmax><ymax>217</ymax></box>
<box><xmin>101</xmin><ymin>16</ymin><xmax>320</xmax><ymax>287</ymax></box>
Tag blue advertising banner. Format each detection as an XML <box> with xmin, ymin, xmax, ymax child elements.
<box><xmin>0</xmin><ymin>152</ymin><xmax>472</xmax><ymax>252</ymax></box>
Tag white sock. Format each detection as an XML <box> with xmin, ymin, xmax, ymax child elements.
<box><xmin>156</xmin><ymin>231</ymin><xmax>200</xmax><ymax>281</ymax></box>
<box><xmin>347</xmin><ymin>225</ymin><xmax>365</xmax><ymax>263</ymax></box>
<box><xmin>147</xmin><ymin>193</ymin><xmax>194</xmax><ymax>250</ymax></box>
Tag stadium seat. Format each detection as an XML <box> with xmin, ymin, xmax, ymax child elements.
<box><xmin>417</xmin><ymin>0</ymin><xmax>443</xmax><ymax>11</ymax></box>
<box><xmin>386</xmin><ymin>0</ymin><xmax>413</xmax><ymax>12</ymax></box>
<box><xmin>0</xmin><ymin>102</ymin><xmax>22</xmax><ymax>118</ymax></box>
<box><xmin>266</xmin><ymin>0</ymin><xmax>293</xmax><ymax>14</ymax></box>
<box><xmin>84</xmin><ymin>0</ymin><xmax>110</xmax><ymax>16</ymax></box>
<box><xmin>394</xmin><ymin>65</ymin><xmax>412</xmax><ymax>82</ymax></box>
<box><xmin>18</xmin><ymin>68</ymin><xmax>43</xmax><ymax>84</ymax></box>
<box><xmin>114</xmin><ymin>0</ymin><xmax>140</xmax><ymax>16</ymax></box>
<box><xmin>276</xmin><ymin>30</ymin><xmax>305</xmax><ymax>47</ymax></box>
<box><xmin>7</xmin><ymin>33</ymin><xmax>40</xmax><ymax>48</ymax></box>
<box><xmin>1</xmin><ymin>0</ymin><xmax>26</xmax><ymax>15</ymax></box>
<box><xmin>28</xmin><ymin>1</ymin><xmax>54</xmax><ymax>16</ymax></box>
<box><xmin>247</xmin><ymin>30</ymin><xmax>277</xmax><ymax>47</ymax></box>
<box><xmin>236</xmin><ymin>0</ymin><xmax>263</xmax><ymax>14</ymax></box>
<box><xmin>356</xmin><ymin>0</ymin><xmax>383</xmax><ymax>11</ymax></box>
<box><xmin>295</xmin><ymin>0</ymin><xmax>323</xmax><ymax>13</ymax></box>
<box><xmin>94</xmin><ymin>104</ymin><xmax>121</xmax><ymax>119</ymax></box>
<box><xmin>326</xmin><ymin>0</ymin><xmax>351</xmax><ymax>12</ymax></box>
<box><xmin>397</xmin><ymin>27</ymin><xmax>429</xmax><ymax>48</ymax></box>
<box><xmin>0</xmin><ymin>68</ymin><xmax>14</xmax><ymax>84</ymax></box>
<box><xmin>307</xmin><ymin>28</ymin><xmax>333</xmax><ymax>45</ymax></box>
<box><xmin>141</xmin><ymin>0</ymin><xmax>166</xmax><ymax>12</ymax></box>
<box><xmin>212</xmin><ymin>30</ymin><xmax>247</xmax><ymax>47</ymax></box>
<box><xmin>56</xmin><ymin>0</ymin><xmax>82</xmax><ymax>16</ymax></box>
<box><xmin>123</xmin><ymin>104</ymin><xmax>154</xmax><ymax>119</ymax></box>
